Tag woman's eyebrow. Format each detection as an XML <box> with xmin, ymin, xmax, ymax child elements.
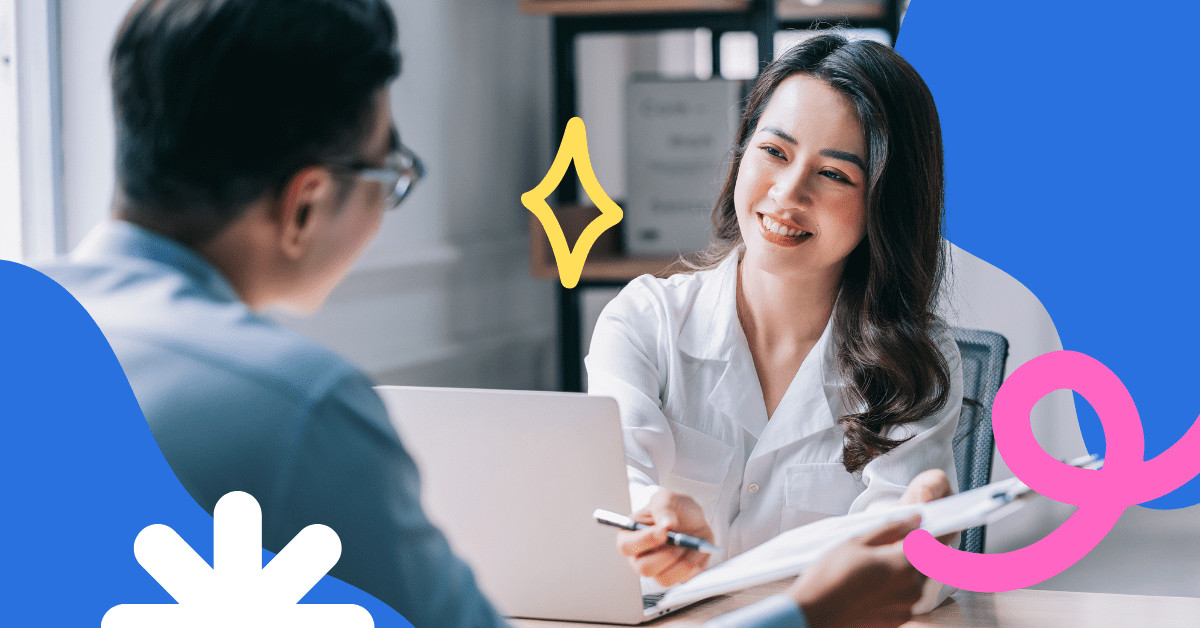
<box><xmin>759</xmin><ymin>125</ymin><xmax>866</xmax><ymax>172</ymax></box>
<box><xmin>819</xmin><ymin>149</ymin><xmax>866</xmax><ymax>172</ymax></box>
<box><xmin>760</xmin><ymin>125</ymin><xmax>797</xmax><ymax>144</ymax></box>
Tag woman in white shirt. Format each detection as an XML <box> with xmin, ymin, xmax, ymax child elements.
<box><xmin>587</xmin><ymin>34</ymin><xmax>963</xmax><ymax>587</ymax></box>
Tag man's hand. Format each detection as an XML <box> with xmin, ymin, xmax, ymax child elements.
<box><xmin>616</xmin><ymin>490</ymin><xmax>714</xmax><ymax>586</ymax></box>
<box><xmin>787</xmin><ymin>516</ymin><xmax>926</xmax><ymax>628</ymax></box>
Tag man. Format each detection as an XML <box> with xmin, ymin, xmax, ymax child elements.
<box><xmin>42</xmin><ymin>1</ymin><xmax>937</xmax><ymax>627</ymax></box>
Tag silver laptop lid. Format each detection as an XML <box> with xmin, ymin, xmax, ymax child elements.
<box><xmin>377</xmin><ymin>386</ymin><xmax>646</xmax><ymax>624</ymax></box>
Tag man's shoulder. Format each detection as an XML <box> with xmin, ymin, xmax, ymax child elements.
<box><xmin>41</xmin><ymin>255</ymin><xmax>365</xmax><ymax>411</ymax></box>
<box><xmin>42</xmin><ymin>255</ymin><xmax>390</xmax><ymax>512</ymax></box>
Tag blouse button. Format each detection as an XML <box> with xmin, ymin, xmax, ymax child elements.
<box><xmin>747</xmin><ymin>483</ymin><xmax>760</xmax><ymax>494</ymax></box>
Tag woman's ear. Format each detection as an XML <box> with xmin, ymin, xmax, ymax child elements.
<box><xmin>276</xmin><ymin>166</ymin><xmax>334</xmax><ymax>261</ymax></box>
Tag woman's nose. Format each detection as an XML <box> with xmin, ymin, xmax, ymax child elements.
<box><xmin>768</xmin><ymin>166</ymin><xmax>812</xmax><ymax>209</ymax></box>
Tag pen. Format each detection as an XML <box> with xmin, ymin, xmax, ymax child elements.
<box><xmin>593</xmin><ymin>508</ymin><xmax>721</xmax><ymax>554</ymax></box>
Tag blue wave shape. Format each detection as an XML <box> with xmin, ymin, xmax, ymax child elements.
<box><xmin>0</xmin><ymin>261</ymin><xmax>410</xmax><ymax>626</ymax></box>
<box><xmin>899</xmin><ymin>0</ymin><xmax>1200</xmax><ymax>508</ymax></box>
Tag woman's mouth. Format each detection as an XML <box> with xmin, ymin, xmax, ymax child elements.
<box><xmin>757</xmin><ymin>213</ymin><xmax>812</xmax><ymax>247</ymax></box>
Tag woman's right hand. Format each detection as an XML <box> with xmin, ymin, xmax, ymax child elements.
<box><xmin>615</xmin><ymin>489</ymin><xmax>715</xmax><ymax>586</ymax></box>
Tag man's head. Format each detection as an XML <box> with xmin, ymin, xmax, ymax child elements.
<box><xmin>110</xmin><ymin>0</ymin><xmax>405</xmax><ymax>311</ymax></box>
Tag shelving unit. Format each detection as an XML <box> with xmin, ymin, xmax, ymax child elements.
<box><xmin>520</xmin><ymin>1</ymin><xmax>751</xmax><ymax>15</ymax></box>
<box><xmin>528</xmin><ymin>206</ymin><xmax>687</xmax><ymax>282</ymax></box>
<box><xmin>522</xmin><ymin>0</ymin><xmax>902</xmax><ymax>392</ymax></box>
<box><xmin>777</xmin><ymin>0</ymin><xmax>900</xmax><ymax>43</ymax></box>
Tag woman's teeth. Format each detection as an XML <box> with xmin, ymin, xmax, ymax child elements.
<box><xmin>760</xmin><ymin>214</ymin><xmax>808</xmax><ymax>238</ymax></box>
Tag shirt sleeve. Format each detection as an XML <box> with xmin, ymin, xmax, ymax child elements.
<box><xmin>701</xmin><ymin>594</ymin><xmax>807</xmax><ymax>628</ymax></box>
<box><xmin>850</xmin><ymin>323</ymin><xmax>965</xmax><ymax>515</ymax></box>
<box><xmin>269</xmin><ymin>371</ymin><xmax>508</xmax><ymax>628</ymax></box>
<box><xmin>585</xmin><ymin>279</ymin><xmax>674</xmax><ymax>512</ymax></box>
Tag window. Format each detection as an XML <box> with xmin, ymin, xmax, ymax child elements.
<box><xmin>2</xmin><ymin>0</ymin><xmax>64</xmax><ymax>263</ymax></box>
<box><xmin>1</xmin><ymin>0</ymin><xmax>21</xmax><ymax>261</ymax></box>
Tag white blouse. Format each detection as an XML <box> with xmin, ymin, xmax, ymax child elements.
<box><xmin>586</xmin><ymin>251</ymin><xmax>963</xmax><ymax>561</ymax></box>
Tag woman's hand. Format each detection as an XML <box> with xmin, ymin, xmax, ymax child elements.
<box><xmin>896</xmin><ymin>468</ymin><xmax>953</xmax><ymax>505</ymax></box>
<box><xmin>787</xmin><ymin>515</ymin><xmax>926</xmax><ymax>628</ymax></box>
<box><xmin>897</xmin><ymin>468</ymin><xmax>956</xmax><ymax>546</ymax></box>
<box><xmin>616</xmin><ymin>489</ymin><xmax>715</xmax><ymax>586</ymax></box>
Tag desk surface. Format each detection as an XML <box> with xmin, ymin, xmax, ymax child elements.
<box><xmin>509</xmin><ymin>581</ymin><xmax>1200</xmax><ymax>628</ymax></box>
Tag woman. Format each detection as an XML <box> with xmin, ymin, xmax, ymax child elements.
<box><xmin>586</xmin><ymin>34</ymin><xmax>962</xmax><ymax>586</ymax></box>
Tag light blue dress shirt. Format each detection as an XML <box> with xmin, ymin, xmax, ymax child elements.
<box><xmin>40</xmin><ymin>221</ymin><xmax>806</xmax><ymax>628</ymax></box>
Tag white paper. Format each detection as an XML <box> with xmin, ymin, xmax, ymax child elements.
<box><xmin>655</xmin><ymin>477</ymin><xmax>1028</xmax><ymax>610</ymax></box>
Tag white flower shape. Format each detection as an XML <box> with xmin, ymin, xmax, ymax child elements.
<box><xmin>103</xmin><ymin>491</ymin><xmax>373</xmax><ymax>627</ymax></box>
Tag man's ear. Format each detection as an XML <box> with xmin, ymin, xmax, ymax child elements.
<box><xmin>276</xmin><ymin>166</ymin><xmax>335</xmax><ymax>261</ymax></box>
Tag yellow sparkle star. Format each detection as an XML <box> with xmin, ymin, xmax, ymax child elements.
<box><xmin>522</xmin><ymin>117</ymin><xmax>623</xmax><ymax>289</ymax></box>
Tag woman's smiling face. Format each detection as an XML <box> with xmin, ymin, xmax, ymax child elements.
<box><xmin>734</xmin><ymin>74</ymin><xmax>868</xmax><ymax>279</ymax></box>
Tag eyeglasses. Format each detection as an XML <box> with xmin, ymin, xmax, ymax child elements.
<box><xmin>328</xmin><ymin>141</ymin><xmax>425</xmax><ymax>211</ymax></box>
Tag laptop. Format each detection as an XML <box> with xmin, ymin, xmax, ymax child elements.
<box><xmin>376</xmin><ymin>386</ymin><xmax>705</xmax><ymax>624</ymax></box>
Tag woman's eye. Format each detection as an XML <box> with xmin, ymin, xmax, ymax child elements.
<box><xmin>820</xmin><ymin>170</ymin><xmax>850</xmax><ymax>183</ymax></box>
<box><xmin>761</xmin><ymin>146</ymin><xmax>785</xmax><ymax>159</ymax></box>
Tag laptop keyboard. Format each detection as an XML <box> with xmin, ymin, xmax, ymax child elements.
<box><xmin>643</xmin><ymin>593</ymin><xmax>666</xmax><ymax>610</ymax></box>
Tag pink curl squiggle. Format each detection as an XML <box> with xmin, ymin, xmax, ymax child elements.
<box><xmin>903</xmin><ymin>350</ymin><xmax>1200</xmax><ymax>592</ymax></box>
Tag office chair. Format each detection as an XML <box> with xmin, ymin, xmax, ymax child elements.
<box><xmin>950</xmin><ymin>327</ymin><xmax>1009</xmax><ymax>554</ymax></box>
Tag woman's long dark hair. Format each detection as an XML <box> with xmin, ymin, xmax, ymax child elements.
<box><xmin>696</xmin><ymin>34</ymin><xmax>950</xmax><ymax>473</ymax></box>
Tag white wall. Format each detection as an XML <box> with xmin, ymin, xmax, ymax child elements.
<box><xmin>279</xmin><ymin>0</ymin><xmax>557</xmax><ymax>390</ymax></box>
<box><xmin>58</xmin><ymin>0</ymin><xmax>121</xmax><ymax>250</ymax></box>
<box><xmin>51</xmin><ymin>0</ymin><xmax>558</xmax><ymax>391</ymax></box>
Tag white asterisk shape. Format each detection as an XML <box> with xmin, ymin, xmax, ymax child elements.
<box><xmin>102</xmin><ymin>491</ymin><xmax>373</xmax><ymax>628</ymax></box>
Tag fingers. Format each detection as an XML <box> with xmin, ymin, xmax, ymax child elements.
<box><xmin>617</xmin><ymin>491</ymin><xmax>714</xmax><ymax>585</ymax></box>
<box><xmin>872</xmin><ymin>554</ymin><xmax>926</xmax><ymax>608</ymax></box>
<box><xmin>630</xmin><ymin>509</ymin><xmax>656</xmax><ymax>526</ymax></box>
<box><xmin>646</xmin><ymin>495</ymin><xmax>682</xmax><ymax>531</ymax></box>
<box><xmin>617</xmin><ymin>498</ymin><xmax>683</xmax><ymax>558</ymax></box>
<box><xmin>650</xmin><ymin>550</ymin><xmax>708</xmax><ymax>586</ymax></box>
<box><xmin>919</xmin><ymin>469</ymin><xmax>952</xmax><ymax>501</ymax></box>
<box><xmin>628</xmin><ymin>543</ymin><xmax>685</xmax><ymax>577</ymax></box>
<box><xmin>616</xmin><ymin>526</ymin><xmax>668</xmax><ymax>558</ymax></box>
<box><xmin>859</xmin><ymin>515</ymin><xmax>922</xmax><ymax>547</ymax></box>
<box><xmin>646</xmin><ymin>490</ymin><xmax>714</xmax><ymax>540</ymax></box>
<box><xmin>621</xmin><ymin>538</ymin><xmax>708</xmax><ymax>585</ymax></box>
<box><xmin>869</xmin><ymin>543</ymin><xmax>925</xmax><ymax>591</ymax></box>
<box><xmin>897</xmin><ymin>469</ymin><xmax>952</xmax><ymax>505</ymax></box>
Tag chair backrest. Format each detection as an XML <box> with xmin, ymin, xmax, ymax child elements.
<box><xmin>950</xmin><ymin>327</ymin><xmax>1009</xmax><ymax>554</ymax></box>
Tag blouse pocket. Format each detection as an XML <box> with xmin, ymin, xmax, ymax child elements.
<box><xmin>782</xmin><ymin>463</ymin><xmax>864</xmax><ymax>530</ymax></box>
<box><xmin>662</xmin><ymin>419</ymin><xmax>735</xmax><ymax>517</ymax></box>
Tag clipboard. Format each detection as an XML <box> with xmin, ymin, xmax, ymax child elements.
<box><xmin>652</xmin><ymin>455</ymin><xmax>1103</xmax><ymax>611</ymax></box>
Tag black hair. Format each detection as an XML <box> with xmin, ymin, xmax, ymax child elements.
<box><xmin>695</xmin><ymin>34</ymin><xmax>951</xmax><ymax>473</ymax></box>
<box><xmin>111</xmin><ymin>0</ymin><xmax>401</xmax><ymax>245</ymax></box>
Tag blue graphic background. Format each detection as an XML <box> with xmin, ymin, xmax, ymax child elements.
<box><xmin>3</xmin><ymin>0</ymin><xmax>1199</xmax><ymax>624</ymax></box>
<box><xmin>0</xmin><ymin>261</ymin><xmax>409</xmax><ymax>625</ymax></box>
<box><xmin>899</xmin><ymin>0</ymin><xmax>1200</xmax><ymax>509</ymax></box>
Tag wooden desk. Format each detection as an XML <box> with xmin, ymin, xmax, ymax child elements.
<box><xmin>510</xmin><ymin>580</ymin><xmax>1200</xmax><ymax>627</ymax></box>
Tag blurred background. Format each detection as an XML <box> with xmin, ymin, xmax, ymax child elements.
<box><xmin>1</xmin><ymin>0</ymin><xmax>1194</xmax><ymax>599</ymax></box>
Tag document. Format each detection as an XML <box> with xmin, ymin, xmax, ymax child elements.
<box><xmin>654</xmin><ymin>476</ymin><xmax>1032</xmax><ymax>611</ymax></box>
